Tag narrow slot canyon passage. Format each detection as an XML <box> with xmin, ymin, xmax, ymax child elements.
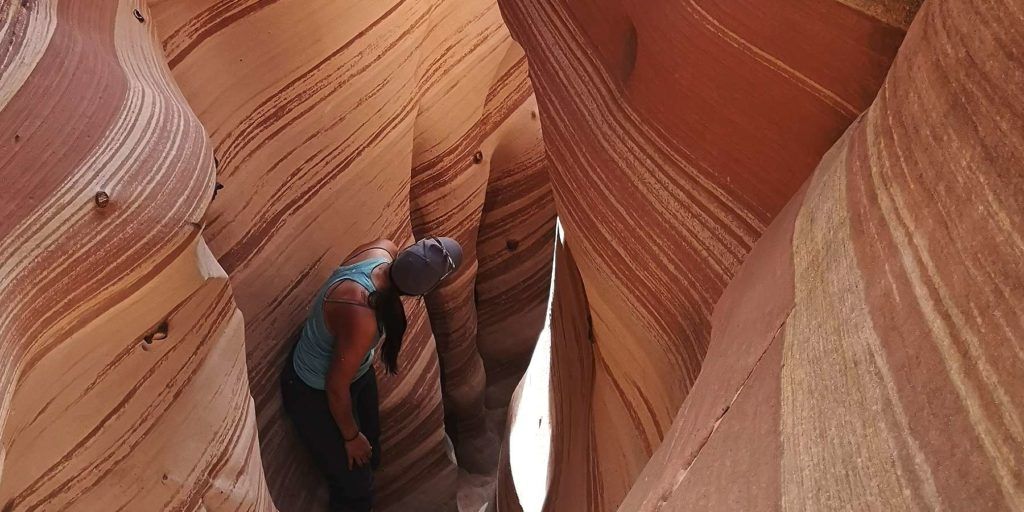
<box><xmin>507</xmin><ymin>223</ymin><xmax>559</xmax><ymax>512</ymax></box>
<box><xmin>1</xmin><ymin>1</ymin><xmax>1022</xmax><ymax>511</ymax></box>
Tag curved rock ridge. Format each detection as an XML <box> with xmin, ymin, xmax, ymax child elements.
<box><xmin>1</xmin><ymin>1</ymin><xmax>549</xmax><ymax>511</ymax></box>
<box><xmin>476</xmin><ymin>93</ymin><xmax>554</xmax><ymax>416</ymax></box>
<box><xmin>406</xmin><ymin>0</ymin><xmax>554</xmax><ymax>477</ymax></box>
<box><xmin>619</xmin><ymin>0</ymin><xmax>1024</xmax><ymax>509</ymax></box>
<box><xmin>539</xmin><ymin>238</ymin><xmax>595</xmax><ymax>512</ymax></box>
<box><xmin>0</xmin><ymin>2</ymin><xmax>272</xmax><ymax>510</ymax></box>
<box><xmin>151</xmin><ymin>0</ymin><xmax>551</xmax><ymax>509</ymax></box>
<box><xmin>498</xmin><ymin>0</ymin><xmax>922</xmax><ymax>509</ymax></box>
<box><xmin>151</xmin><ymin>1</ymin><xmax>454</xmax><ymax>509</ymax></box>
<box><xmin>11</xmin><ymin>0</ymin><xmax>1018</xmax><ymax>511</ymax></box>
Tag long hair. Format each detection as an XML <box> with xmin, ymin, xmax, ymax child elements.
<box><xmin>369</xmin><ymin>286</ymin><xmax>406</xmax><ymax>375</ymax></box>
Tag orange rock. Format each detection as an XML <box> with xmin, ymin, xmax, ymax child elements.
<box><xmin>407</xmin><ymin>3</ymin><xmax>554</xmax><ymax>478</ymax></box>
<box><xmin>0</xmin><ymin>2</ymin><xmax>272</xmax><ymax>509</ymax></box>
<box><xmin>2</xmin><ymin>1</ymin><xmax>549</xmax><ymax>511</ymax></box>
<box><xmin>624</xmin><ymin>0</ymin><xmax>1024</xmax><ymax>504</ymax></box>
<box><xmin>151</xmin><ymin>1</ymin><xmax>461</xmax><ymax>508</ymax></box>
<box><xmin>498</xmin><ymin>0</ymin><xmax>921</xmax><ymax>508</ymax></box>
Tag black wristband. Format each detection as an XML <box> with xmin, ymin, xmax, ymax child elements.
<box><xmin>343</xmin><ymin>430</ymin><xmax>360</xmax><ymax>442</ymax></box>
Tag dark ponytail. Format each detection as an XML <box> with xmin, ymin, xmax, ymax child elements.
<box><xmin>370</xmin><ymin>287</ymin><xmax>406</xmax><ymax>375</ymax></box>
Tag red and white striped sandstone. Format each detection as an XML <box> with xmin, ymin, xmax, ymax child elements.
<box><xmin>0</xmin><ymin>1</ymin><xmax>273</xmax><ymax>510</ymax></box>
<box><xmin>498</xmin><ymin>0</ymin><xmax>924</xmax><ymax>509</ymax></box>
<box><xmin>5</xmin><ymin>0</ymin><xmax>1022</xmax><ymax>511</ymax></box>
<box><xmin>620</xmin><ymin>0</ymin><xmax>1024</xmax><ymax>509</ymax></box>
<box><xmin>2</xmin><ymin>1</ymin><xmax>550</xmax><ymax>511</ymax></box>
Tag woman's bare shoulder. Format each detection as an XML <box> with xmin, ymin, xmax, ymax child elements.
<box><xmin>323</xmin><ymin>283</ymin><xmax>374</xmax><ymax>333</ymax></box>
<box><xmin>326</xmin><ymin>279</ymin><xmax>369</xmax><ymax>303</ymax></box>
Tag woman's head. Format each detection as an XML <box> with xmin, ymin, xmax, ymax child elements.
<box><xmin>374</xmin><ymin>236</ymin><xmax>462</xmax><ymax>374</ymax></box>
<box><xmin>389</xmin><ymin>236</ymin><xmax>463</xmax><ymax>296</ymax></box>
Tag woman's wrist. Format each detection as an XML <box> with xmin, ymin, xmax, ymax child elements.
<box><xmin>343</xmin><ymin>430</ymin><xmax>361</xmax><ymax>442</ymax></box>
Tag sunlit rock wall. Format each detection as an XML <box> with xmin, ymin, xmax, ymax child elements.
<box><xmin>498</xmin><ymin>0</ymin><xmax>923</xmax><ymax>509</ymax></box>
<box><xmin>475</xmin><ymin>92</ymin><xmax>554</xmax><ymax>428</ymax></box>
<box><xmin>620</xmin><ymin>0</ymin><xmax>1024</xmax><ymax>509</ymax></box>
<box><xmin>150</xmin><ymin>1</ymin><xmax>454</xmax><ymax>508</ymax></box>
<box><xmin>151</xmin><ymin>0</ymin><xmax>552</xmax><ymax>509</ymax></box>
<box><xmin>0</xmin><ymin>1</ymin><xmax>549</xmax><ymax>511</ymax></box>
<box><xmin>408</xmin><ymin>2</ymin><xmax>555</xmax><ymax>477</ymax></box>
<box><xmin>0</xmin><ymin>2</ymin><xmax>272</xmax><ymax>510</ymax></box>
<box><xmin>540</xmin><ymin>239</ymin><xmax>595</xmax><ymax>512</ymax></box>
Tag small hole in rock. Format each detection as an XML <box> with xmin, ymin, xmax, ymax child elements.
<box><xmin>132</xmin><ymin>9</ymin><xmax>145</xmax><ymax>22</ymax></box>
<box><xmin>472</xmin><ymin>150</ymin><xmax>484</xmax><ymax>164</ymax></box>
<box><xmin>94</xmin><ymin>191</ymin><xmax>110</xmax><ymax>209</ymax></box>
<box><xmin>150</xmin><ymin>321</ymin><xmax>169</xmax><ymax>341</ymax></box>
<box><xmin>506</xmin><ymin>239</ymin><xmax>519</xmax><ymax>252</ymax></box>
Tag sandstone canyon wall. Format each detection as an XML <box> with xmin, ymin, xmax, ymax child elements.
<box><xmin>3</xmin><ymin>0</ymin><xmax>1023</xmax><ymax>511</ymax></box>
<box><xmin>500</xmin><ymin>0</ymin><xmax>1023</xmax><ymax>510</ymax></box>
<box><xmin>406</xmin><ymin>4</ymin><xmax>554</xmax><ymax>473</ymax></box>
<box><xmin>619</xmin><ymin>0</ymin><xmax>1024</xmax><ymax>509</ymax></box>
<box><xmin>0</xmin><ymin>2</ymin><xmax>273</xmax><ymax>510</ymax></box>
<box><xmin>1</xmin><ymin>0</ymin><xmax>551</xmax><ymax>511</ymax></box>
<box><xmin>498</xmin><ymin>0</ymin><xmax>924</xmax><ymax>509</ymax></box>
<box><xmin>150</xmin><ymin>0</ymin><xmax>552</xmax><ymax>509</ymax></box>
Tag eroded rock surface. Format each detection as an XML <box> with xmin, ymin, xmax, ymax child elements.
<box><xmin>498</xmin><ymin>0</ymin><xmax>923</xmax><ymax>508</ymax></box>
<box><xmin>0</xmin><ymin>2</ymin><xmax>272</xmax><ymax>509</ymax></box>
<box><xmin>151</xmin><ymin>0</ymin><xmax>552</xmax><ymax>509</ymax></box>
<box><xmin>501</xmin><ymin>0</ymin><xmax>1023</xmax><ymax>510</ymax></box>
<box><xmin>2</xmin><ymin>1</ymin><xmax>550</xmax><ymax>511</ymax></box>
<box><xmin>4</xmin><ymin>0</ymin><xmax>1022</xmax><ymax>511</ymax></box>
<box><xmin>620</xmin><ymin>0</ymin><xmax>1024</xmax><ymax>508</ymax></box>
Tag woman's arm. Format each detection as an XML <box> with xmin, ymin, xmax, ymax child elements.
<box><xmin>324</xmin><ymin>305</ymin><xmax>376</xmax><ymax>468</ymax></box>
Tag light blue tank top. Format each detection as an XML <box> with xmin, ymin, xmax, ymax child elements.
<box><xmin>292</xmin><ymin>258</ymin><xmax>387</xmax><ymax>389</ymax></box>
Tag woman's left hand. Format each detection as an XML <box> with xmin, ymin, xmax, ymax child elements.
<box><xmin>345</xmin><ymin>432</ymin><xmax>372</xmax><ymax>469</ymax></box>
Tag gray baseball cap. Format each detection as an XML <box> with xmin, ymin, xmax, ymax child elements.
<box><xmin>391</xmin><ymin>236</ymin><xmax>463</xmax><ymax>296</ymax></box>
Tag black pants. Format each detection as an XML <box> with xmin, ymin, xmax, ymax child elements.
<box><xmin>281</xmin><ymin>354</ymin><xmax>382</xmax><ymax>512</ymax></box>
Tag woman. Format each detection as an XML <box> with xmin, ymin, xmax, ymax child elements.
<box><xmin>280</xmin><ymin>236</ymin><xmax>462</xmax><ymax>512</ymax></box>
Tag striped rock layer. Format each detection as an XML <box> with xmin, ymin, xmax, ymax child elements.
<box><xmin>407</xmin><ymin>0</ymin><xmax>555</xmax><ymax>477</ymax></box>
<box><xmin>1</xmin><ymin>1</ymin><xmax>550</xmax><ymax>512</ymax></box>
<box><xmin>0</xmin><ymin>1</ymin><xmax>273</xmax><ymax>510</ymax></box>
<box><xmin>498</xmin><ymin>0</ymin><xmax>923</xmax><ymax>509</ymax></box>
<box><xmin>619</xmin><ymin>0</ymin><xmax>1024</xmax><ymax>509</ymax></box>
<box><xmin>539</xmin><ymin>239</ymin><xmax>596</xmax><ymax>511</ymax></box>
<box><xmin>151</xmin><ymin>0</ymin><xmax>551</xmax><ymax>510</ymax></box>
<box><xmin>150</xmin><ymin>1</ymin><xmax>453</xmax><ymax>509</ymax></box>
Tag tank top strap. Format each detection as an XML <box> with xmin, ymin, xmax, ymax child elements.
<box><xmin>321</xmin><ymin>257</ymin><xmax>390</xmax><ymax>297</ymax></box>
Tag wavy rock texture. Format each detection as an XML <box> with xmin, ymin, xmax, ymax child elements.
<box><xmin>0</xmin><ymin>2</ymin><xmax>272</xmax><ymax>510</ymax></box>
<box><xmin>409</xmin><ymin>3</ymin><xmax>554</xmax><ymax>477</ymax></box>
<box><xmin>619</xmin><ymin>0</ymin><xmax>1024</xmax><ymax>509</ymax></box>
<box><xmin>1</xmin><ymin>1</ymin><xmax>549</xmax><ymax>511</ymax></box>
<box><xmin>539</xmin><ymin>239</ymin><xmax>595</xmax><ymax>512</ymax></box>
<box><xmin>498</xmin><ymin>0</ymin><xmax>922</xmax><ymax>509</ymax></box>
<box><xmin>11</xmin><ymin>0</ymin><xmax>1017</xmax><ymax>511</ymax></box>
<box><xmin>476</xmin><ymin>96</ymin><xmax>554</xmax><ymax>418</ymax></box>
<box><xmin>150</xmin><ymin>2</ymin><xmax>454</xmax><ymax>509</ymax></box>
<box><xmin>150</xmin><ymin>0</ymin><xmax>551</xmax><ymax>509</ymax></box>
